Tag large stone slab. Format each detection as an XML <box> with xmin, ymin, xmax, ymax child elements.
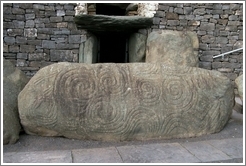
<box><xmin>74</xmin><ymin>14</ymin><xmax>153</xmax><ymax>33</ymax></box>
<box><xmin>18</xmin><ymin>62</ymin><xmax>234</xmax><ymax>141</ymax></box>
<box><xmin>3</xmin><ymin>58</ymin><xmax>29</xmax><ymax>144</ymax></box>
<box><xmin>146</xmin><ymin>30</ymin><xmax>199</xmax><ymax>67</ymax></box>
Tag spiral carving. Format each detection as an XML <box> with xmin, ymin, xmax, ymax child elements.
<box><xmin>121</xmin><ymin>106</ymin><xmax>160</xmax><ymax>139</ymax></box>
<box><xmin>162</xmin><ymin>76</ymin><xmax>195</xmax><ymax>111</ymax></box>
<box><xmin>97</xmin><ymin>65</ymin><xmax>129</xmax><ymax>96</ymax></box>
<box><xmin>53</xmin><ymin>67</ymin><xmax>97</xmax><ymax>117</ymax></box>
<box><xmin>83</xmin><ymin>96</ymin><xmax>124</xmax><ymax>134</ymax></box>
<box><xmin>27</xmin><ymin>86</ymin><xmax>58</xmax><ymax>128</ymax></box>
<box><xmin>18</xmin><ymin>62</ymin><xmax>233</xmax><ymax>141</ymax></box>
<box><xmin>135</xmin><ymin>79</ymin><xmax>161</xmax><ymax>106</ymax></box>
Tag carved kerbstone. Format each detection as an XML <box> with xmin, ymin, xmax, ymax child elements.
<box><xmin>18</xmin><ymin>62</ymin><xmax>234</xmax><ymax>141</ymax></box>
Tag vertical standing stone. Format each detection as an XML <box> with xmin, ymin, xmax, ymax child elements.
<box><xmin>146</xmin><ymin>30</ymin><xmax>199</xmax><ymax>67</ymax></box>
<box><xmin>128</xmin><ymin>33</ymin><xmax>147</xmax><ymax>62</ymax></box>
<box><xmin>79</xmin><ymin>34</ymin><xmax>98</xmax><ymax>63</ymax></box>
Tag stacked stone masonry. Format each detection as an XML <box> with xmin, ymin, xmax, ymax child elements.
<box><xmin>3</xmin><ymin>3</ymin><xmax>86</xmax><ymax>77</ymax></box>
<box><xmin>152</xmin><ymin>3</ymin><xmax>243</xmax><ymax>88</ymax></box>
<box><xmin>3</xmin><ymin>3</ymin><xmax>243</xmax><ymax>89</ymax></box>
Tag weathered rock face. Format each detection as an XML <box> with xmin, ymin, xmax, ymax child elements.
<box><xmin>235</xmin><ymin>74</ymin><xmax>243</xmax><ymax>101</ymax></box>
<box><xmin>79</xmin><ymin>34</ymin><xmax>98</xmax><ymax>64</ymax></box>
<box><xmin>74</xmin><ymin>14</ymin><xmax>153</xmax><ymax>33</ymax></box>
<box><xmin>129</xmin><ymin>33</ymin><xmax>147</xmax><ymax>62</ymax></box>
<box><xmin>146</xmin><ymin>30</ymin><xmax>199</xmax><ymax>67</ymax></box>
<box><xmin>3</xmin><ymin>58</ymin><xmax>29</xmax><ymax>144</ymax></box>
<box><xmin>18</xmin><ymin>62</ymin><xmax>234</xmax><ymax>141</ymax></box>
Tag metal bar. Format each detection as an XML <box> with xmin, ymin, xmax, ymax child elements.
<box><xmin>213</xmin><ymin>48</ymin><xmax>243</xmax><ymax>59</ymax></box>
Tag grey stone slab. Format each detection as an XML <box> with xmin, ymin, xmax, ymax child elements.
<box><xmin>181</xmin><ymin>141</ymin><xmax>232</xmax><ymax>162</ymax></box>
<box><xmin>116</xmin><ymin>143</ymin><xmax>201</xmax><ymax>163</ymax></box>
<box><xmin>3</xmin><ymin>150</ymin><xmax>72</xmax><ymax>163</ymax></box>
<box><xmin>72</xmin><ymin>147</ymin><xmax>123</xmax><ymax>163</ymax></box>
<box><xmin>206</xmin><ymin>138</ymin><xmax>243</xmax><ymax>158</ymax></box>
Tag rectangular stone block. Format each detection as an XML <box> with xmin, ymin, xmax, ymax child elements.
<box><xmin>199</xmin><ymin>61</ymin><xmax>212</xmax><ymax>69</ymax></box>
<box><xmin>42</xmin><ymin>40</ymin><xmax>56</xmax><ymax>49</ymax></box>
<box><xmin>50</xmin><ymin>16</ymin><xmax>63</xmax><ymax>23</ymax></box>
<box><xmin>20</xmin><ymin>45</ymin><xmax>35</xmax><ymax>53</ymax></box>
<box><xmin>27</xmin><ymin>40</ymin><xmax>42</xmax><ymax>46</ymax></box>
<box><xmin>64</xmin><ymin>4</ymin><xmax>75</xmax><ymax>10</ymax></box>
<box><xmin>16</xmin><ymin>59</ymin><xmax>28</xmax><ymax>67</ymax></box>
<box><xmin>9</xmin><ymin>45</ymin><xmax>19</xmax><ymax>53</ymax></box>
<box><xmin>45</xmin><ymin>23</ymin><xmax>57</xmax><ymax>28</ymax></box>
<box><xmin>4</xmin><ymin>37</ymin><xmax>15</xmax><ymax>44</ymax></box>
<box><xmin>37</xmin><ymin>34</ymin><xmax>50</xmax><ymax>40</ymax></box>
<box><xmin>57</xmin><ymin>10</ymin><xmax>65</xmax><ymax>16</ymax></box>
<box><xmin>19</xmin><ymin>3</ymin><xmax>33</xmax><ymax>9</ymax></box>
<box><xmin>17</xmin><ymin>53</ymin><xmax>28</xmax><ymax>59</ymax></box>
<box><xmin>202</xmin><ymin>50</ymin><xmax>220</xmax><ymax>56</ymax></box>
<box><xmin>25</xmin><ymin>13</ymin><xmax>35</xmax><ymax>20</ymax></box>
<box><xmin>16</xmin><ymin>36</ymin><xmax>27</xmax><ymax>44</ymax></box>
<box><xmin>50</xmin><ymin>50</ymin><xmax>75</xmax><ymax>61</ymax></box>
<box><xmin>33</xmin><ymin>4</ymin><xmax>45</xmax><ymax>10</ymax></box>
<box><xmin>54</xmin><ymin>29</ymin><xmax>70</xmax><ymax>35</ymax></box>
<box><xmin>25</xmin><ymin>20</ymin><xmax>35</xmax><ymax>28</ymax></box>
<box><xmin>29</xmin><ymin>53</ymin><xmax>49</xmax><ymax>61</ymax></box>
<box><xmin>45</xmin><ymin>11</ymin><xmax>56</xmax><ymax>17</ymax></box>
<box><xmin>12</xmin><ymin>8</ymin><xmax>25</xmax><ymax>14</ymax></box>
<box><xmin>24</xmin><ymin>28</ymin><xmax>37</xmax><ymax>37</ymax></box>
<box><xmin>66</xmin><ymin>9</ymin><xmax>76</xmax><ymax>15</ymax></box>
<box><xmin>57</xmin><ymin>22</ymin><xmax>68</xmax><ymax>28</ymax></box>
<box><xmin>34</xmin><ymin>18</ymin><xmax>50</xmax><ymax>24</ymax></box>
<box><xmin>13</xmin><ymin>20</ymin><xmax>25</xmax><ymax>28</ymax></box>
<box><xmin>212</xmin><ymin>62</ymin><xmax>222</xmax><ymax>69</ymax></box>
<box><xmin>64</xmin><ymin>16</ymin><xmax>74</xmax><ymax>22</ymax></box>
<box><xmin>199</xmin><ymin>22</ymin><xmax>215</xmax><ymax>31</ymax></box>
<box><xmin>167</xmin><ymin>20</ymin><xmax>179</xmax><ymax>26</ymax></box>
<box><xmin>56</xmin><ymin>43</ymin><xmax>79</xmax><ymax>49</ymax></box>
<box><xmin>68</xmin><ymin>35</ymin><xmax>82</xmax><ymax>44</ymax></box>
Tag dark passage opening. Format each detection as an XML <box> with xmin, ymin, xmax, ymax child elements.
<box><xmin>96</xmin><ymin>3</ymin><xmax>127</xmax><ymax>16</ymax></box>
<box><xmin>98</xmin><ymin>34</ymin><xmax>128</xmax><ymax>63</ymax></box>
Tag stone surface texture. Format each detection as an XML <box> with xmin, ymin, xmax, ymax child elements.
<box><xmin>146</xmin><ymin>30</ymin><xmax>199</xmax><ymax>67</ymax></box>
<box><xmin>79</xmin><ymin>34</ymin><xmax>97</xmax><ymax>63</ymax></box>
<box><xmin>3</xmin><ymin>58</ymin><xmax>29</xmax><ymax>144</ymax></box>
<box><xmin>129</xmin><ymin>33</ymin><xmax>147</xmax><ymax>62</ymax></box>
<box><xmin>138</xmin><ymin>3</ymin><xmax>159</xmax><ymax>17</ymax></box>
<box><xmin>235</xmin><ymin>74</ymin><xmax>243</xmax><ymax>101</ymax></box>
<box><xmin>74</xmin><ymin>14</ymin><xmax>153</xmax><ymax>33</ymax></box>
<box><xmin>18</xmin><ymin>62</ymin><xmax>234</xmax><ymax>141</ymax></box>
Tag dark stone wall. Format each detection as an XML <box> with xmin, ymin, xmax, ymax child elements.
<box><xmin>3</xmin><ymin>3</ymin><xmax>86</xmax><ymax>77</ymax></box>
<box><xmin>152</xmin><ymin>3</ymin><xmax>243</xmax><ymax>85</ymax></box>
<box><xmin>3</xmin><ymin>3</ymin><xmax>243</xmax><ymax>84</ymax></box>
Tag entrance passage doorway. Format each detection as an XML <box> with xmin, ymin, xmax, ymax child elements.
<box><xmin>98</xmin><ymin>34</ymin><xmax>128</xmax><ymax>63</ymax></box>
